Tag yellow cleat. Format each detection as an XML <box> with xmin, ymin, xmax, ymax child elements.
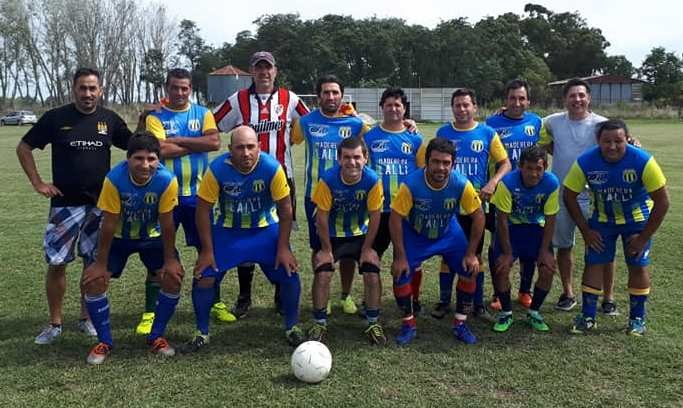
<box><xmin>211</xmin><ymin>302</ymin><xmax>237</xmax><ymax>323</ymax></box>
<box><xmin>340</xmin><ymin>295</ymin><xmax>358</xmax><ymax>315</ymax></box>
<box><xmin>135</xmin><ymin>312</ymin><xmax>155</xmax><ymax>335</ymax></box>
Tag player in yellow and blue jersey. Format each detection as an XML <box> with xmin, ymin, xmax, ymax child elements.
<box><xmin>308</xmin><ymin>137</ymin><xmax>385</xmax><ymax>345</ymax></box>
<box><xmin>184</xmin><ymin>126</ymin><xmax>303</xmax><ymax>351</ymax></box>
<box><xmin>390</xmin><ymin>138</ymin><xmax>484</xmax><ymax>345</ymax></box>
<box><xmin>564</xmin><ymin>120</ymin><xmax>669</xmax><ymax>336</ymax></box>
<box><xmin>81</xmin><ymin>132</ymin><xmax>183</xmax><ymax>365</ymax></box>
<box><xmin>490</xmin><ymin>145</ymin><xmax>559</xmax><ymax>333</ymax></box>
<box><xmin>435</xmin><ymin>88</ymin><xmax>511</xmax><ymax>319</ymax></box>
<box><xmin>143</xmin><ymin>68</ymin><xmax>223</xmax><ymax>332</ymax></box>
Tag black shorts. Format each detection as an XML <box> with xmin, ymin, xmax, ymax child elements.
<box><xmin>457</xmin><ymin>213</ymin><xmax>485</xmax><ymax>256</ymax></box>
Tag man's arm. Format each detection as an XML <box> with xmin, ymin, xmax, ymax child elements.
<box><xmin>16</xmin><ymin>141</ymin><xmax>62</xmax><ymax>198</ymax></box>
<box><xmin>168</xmin><ymin>129</ymin><xmax>221</xmax><ymax>153</ymax></box>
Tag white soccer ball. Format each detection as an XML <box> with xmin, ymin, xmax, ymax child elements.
<box><xmin>291</xmin><ymin>341</ymin><xmax>332</xmax><ymax>384</ymax></box>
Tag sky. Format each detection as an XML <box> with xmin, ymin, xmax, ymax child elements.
<box><xmin>163</xmin><ymin>0</ymin><xmax>681</xmax><ymax>67</ymax></box>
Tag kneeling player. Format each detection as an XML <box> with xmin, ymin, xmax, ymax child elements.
<box><xmin>186</xmin><ymin>126</ymin><xmax>303</xmax><ymax>351</ymax></box>
<box><xmin>390</xmin><ymin>138</ymin><xmax>484</xmax><ymax>345</ymax></box>
<box><xmin>490</xmin><ymin>145</ymin><xmax>559</xmax><ymax>333</ymax></box>
<box><xmin>308</xmin><ymin>137</ymin><xmax>385</xmax><ymax>345</ymax></box>
<box><xmin>564</xmin><ymin>120</ymin><xmax>669</xmax><ymax>336</ymax></box>
<box><xmin>82</xmin><ymin>132</ymin><xmax>183</xmax><ymax>365</ymax></box>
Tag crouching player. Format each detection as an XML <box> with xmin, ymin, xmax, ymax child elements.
<box><xmin>82</xmin><ymin>132</ymin><xmax>183</xmax><ymax>365</ymax></box>
<box><xmin>564</xmin><ymin>119</ymin><xmax>669</xmax><ymax>336</ymax></box>
<box><xmin>490</xmin><ymin>145</ymin><xmax>559</xmax><ymax>333</ymax></box>
<box><xmin>186</xmin><ymin>126</ymin><xmax>303</xmax><ymax>351</ymax></box>
<box><xmin>390</xmin><ymin>138</ymin><xmax>484</xmax><ymax>345</ymax></box>
<box><xmin>308</xmin><ymin>137</ymin><xmax>385</xmax><ymax>345</ymax></box>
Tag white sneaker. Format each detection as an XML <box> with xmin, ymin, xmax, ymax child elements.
<box><xmin>35</xmin><ymin>325</ymin><xmax>62</xmax><ymax>345</ymax></box>
<box><xmin>78</xmin><ymin>319</ymin><xmax>98</xmax><ymax>337</ymax></box>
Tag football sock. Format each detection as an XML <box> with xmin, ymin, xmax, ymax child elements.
<box><xmin>149</xmin><ymin>291</ymin><xmax>179</xmax><ymax>341</ymax></box>
<box><xmin>85</xmin><ymin>293</ymin><xmax>112</xmax><ymax>347</ymax></box>
<box><xmin>237</xmin><ymin>264</ymin><xmax>255</xmax><ymax>298</ymax></box>
<box><xmin>411</xmin><ymin>268</ymin><xmax>423</xmax><ymax>302</ymax></box>
<box><xmin>213</xmin><ymin>281</ymin><xmax>222</xmax><ymax>304</ymax></box>
<box><xmin>393</xmin><ymin>282</ymin><xmax>413</xmax><ymax>316</ymax></box>
<box><xmin>581</xmin><ymin>285</ymin><xmax>602</xmax><ymax>319</ymax></box>
<box><xmin>519</xmin><ymin>262</ymin><xmax>535</xmax><ymax>294</ymax></box>
<box><xmin>278</xmin><ymin>275</ymin><xmax>301</xmax><ymax>330</ymax></box>
<box><xmin>192</xmin><ymin>280</ymin><xmax>215</xmax><ymax>335</ymax></box>
<box><xmin>144</xmin><ymin>280</ymin><xmax>161</xmax><ymax>313</ymax></box>
<box><xmin>455</xmin><ymin>278</ymin><xmax>476</xmax><ymax>316</ymax></box>
<box><xmin>438</xmin><ymin>272</ymin><xmax>454</xmax><ymax>304</ymax></box>
<box><xmin>474</xmin><ymin>271</ymin><xmax>485</xmax><ymax>306</ymax></box>
<box><xmin>530</xmin><ymin>285</ymin><xmax>549</xmax><ymax>311</ymax></box>
<box><xmin>628</xmin><ymin>287</ymin><xmax>650</xmax><ymax>320</ymax></box>
<box><xmin>366</xmin><ymin>308</ymin><xmax>380</xmax><ymax>325</ymax></box>
<box><xmin>496</xmin><ymin>289</ymin><xmax>512</xmax><ymax>313</ymax></box>
<box><xmin>313</xmin><ymin>308</ymin><xmax>328</xmax><ymax>325</ymax></box>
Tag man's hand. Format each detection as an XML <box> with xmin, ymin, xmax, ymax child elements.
<box><xmin>537</xmin><ymin>249</ymin><xmax>557</xmax><ymax>273</ymax></box>
<box><xmin>582</xmin><ymin>228</ymin><xmax>605</xmax><ymax>253</ymax></box>
<box><xmin>626</xmin><ymin>234</ymin><xmax>648</xmax><ymax>259</ymax></box>
<box><xmin>160</xmin><ymin>258</ymin><xmax>184</xmax><ymax>287</ymax></box>
<box><xmin>479</xmin><ymin>181</ymin><xmax>497</xmax><ymax>202</ymax></box>
<box><xmin>403</xmin><ymin>119</ymin><xmax>418</xmax><ymax>133</ymax></box>
<box><xmin>33</xmin><ymin>181</ymin><xmax>63</xmax><ymax>198</ymax></box>
<box><xmin>194</xmin><ymin>250</ymin><xmax>217</xmax><ymax>279</ymax></box>
<box><xmin>82</xmin><ymin>263</ymin><xmax>109</xmax><ymax>287</ymax></box>
<box><xmin>462</xmin><ymin>253</ymin><xmax>480</xmax><ymax>275</ymax></box>
<box><xmin>391</xmin><ymin>256</ymin><xmax>409</xmax><ymax>279</ymax></box>
<box><xmin>276</xmin><ymin>247</ymin><xmax>299</xmax><ymax>276</ymax></box>
<box><xmin>494</xmin><ymin>253</ymin><xmax>513</xmax><ymax>276</ymax></box>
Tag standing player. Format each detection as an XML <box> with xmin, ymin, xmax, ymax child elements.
<box><xmin>16</xmin><ymin>67</ymin><xmax>132</xmax><ymax>344</ymax></box>
<box><xmin>486</xmin><ymin>79</ymin><xmax>543</xmax><ymax>310</ymax></box>
<box><xmin>435</xmin><ymin>88</ymin><xmax>511</xmax><ymax>318</ymax></box>
<box><xmin>81</xmin><ymin>132</ymin><xmax>183</xmax><ymax>364</ymax></box>
<box><xmin>564</xmin><ymin>120</ymin><xmax>668</xmax><ymax>336</ymax></box>
<box><xmin>185</xmin><ymin>126</ymin><xmax>303</xmax><ymax>351</ymax></box>
<box><xmin>390</xmin><ymin>138</ymin><xmax>484</xmax><ymax>345</ymax></box>
<box><xmin>308</xmin><ymin>137</ymin><xmax>385</xmax><ymax>344</ymax></box>
<box><xmin>212</xmin><ymin>51</ymin><xmax>309</xmax><ymax>320</ymax></box>
<box><xmin>490</xmin><ymin>145</ymin><xmax>559</xmax><ymax>333</ymax></box>
<box><xmin>143</xmin><ymin>68</ymin><xmax>220</xmax><ymax>332</ymax></box>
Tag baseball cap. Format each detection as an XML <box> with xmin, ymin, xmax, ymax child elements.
<box><xmin>250</xmin><ymin>51</ymin><xmax>276</xmax><ymax>67</ymax></box>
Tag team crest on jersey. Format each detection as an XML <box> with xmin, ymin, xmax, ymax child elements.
<box><xmin>413</xmin><ymin>198</ymin><xmax>431</xmax><ymax>211</ymax></box>
<box><xmin>188</xmin><ymin>119</ymin><xmax>201</xmax><ymax>132</ymax></box>
<box><xmin>535</xmin><ymin>193</ymin><xmax>545</xmax><ymax>204</ymax></box>
<box><xmin>97</xmin><ymin>122</ymin><xmax>108</xmax><ymax>135</ymax></box>
<box><xmin>371</xmin><ymin>140</ymin><xmax>390</xmax><ymax>153</ymax></box>
<box><xmin>443</xmin><ymin>198</ymin><xmax>456</xmax><ymax>210</ymax></box>
<box><xmin>222</xmin><ymin>182</ymin><xmax>243</xmax><ymax>197</ymax></box>
<box><xmin>308</xmin><ymin>125</ymin><xmax>329</xmax><ymax>138</ymax></box>
<box><xmin>355</xmin><ymin>190</ymin><xmax>367</xmax><ymax>201</ymax></box>
<box><xmin>401</xmin><ymin>143</ymin><xmax>412</xmax><ymax>154</ymax></box>
<box><xmin>338</xmin><ymin>127</ymin><xmax>352</xmax><ymax>138</ymax></box>
<box><xmin>252</xmin><ymin>179</ymin><xmax>265</xmax><ymax>193</ymax></box>
<box><xmin>587</xmin><ymin>171</ymin><xmax>609</xmax><ymax>185</ymax></box>
<box><xmin>622</xmin><ymin>169</ymin><xmax>637</xmax><ymax>183</ymax></box>
<box><xmin>470</xmin><ymin>140</ymin><xmax>484</xmax><ymax>153</ymax></box>
<box><xmin>274</xmin><ymin>104</ymin><xmax>284</xmax><ymax>116</ymax></box>
<box><xmin>498</xmin><ymin>128</ymin><xmax>513</xmax><ymax>139</ymax></box>
<box><xmin>524</xmin><ymin>125</ymin><xmax>536</xmax><ymax>136</ymax></box>
<box><xmin>143</xmin><ymin>192</ymin><xmax>158</xmax><ymax>205</ymax></box>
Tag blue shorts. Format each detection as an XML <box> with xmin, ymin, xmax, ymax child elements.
<box><xmin>585</xmin><ymin>221</ymin><xmax>651</xmax><ymax>267</ymax></box>
<box><xmin>304</xmin><ymin>197</ymin><xmax>321</xmax><ymax>250</ymax></box>
<box><xmin>107</xmin><ymin>238</ymin><xmax>165</xmax><ymax>278</ymax></box>
<box><xmin>492</xmin><ymin>224</ymin><xmax>544</xmax><ymax>264</ymax></box>
<box><xmin>174</xmin><ymin>198</ymin><xmax>200</xmax><ymax>249</ymax></box>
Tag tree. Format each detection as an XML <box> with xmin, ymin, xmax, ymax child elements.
<box><xmin>601</xmin><ymin>55</ymin><xmax>635</xmax><ymax>77</ymax></box>
<box><xmin>140</xmin><ymin>48</ymin><xmax>165</xmax><ymax>102</ymax></box>
<box><xmin>639</xmin><ymin>47</ymin><xmax>683</xmax><ymax>104</ymax></box>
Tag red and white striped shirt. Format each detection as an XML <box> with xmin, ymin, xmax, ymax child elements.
<box><xmin>213</xmin><ymin>85</ymin><xmax>309</xmax><ymax>178</ymax></box>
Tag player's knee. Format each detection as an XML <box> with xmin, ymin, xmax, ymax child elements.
<box><xmin>161</xmin><ymin>274</ymin><xmax>183</xmax><ymax>295</ymax></box>
<box><xmin>359</xmin><ymin>262</ymin><xmax>380</xmax><ymax>274</ymax></box>
<box><xmin>314</xmin><ymin>262</ymin><xmax>334</xmax><ymax>274</ymax></box>
<box><xmin>195</xmin><ymin>276</ymin><xmax>215</xmax><ymax>289</ymax></box>
<box><xmin>47</xmin><ymin>264</ymin><xmax>66</xmax><ymax>276</ymax></box>
<box><xmin>84</xmin><ymin>276</ymin><xmax>108</xmax><ymax>296</ymax></box>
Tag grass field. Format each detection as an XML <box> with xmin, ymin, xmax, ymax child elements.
<box><xmin>0</xmin><ymin>120</ymin><xmax>681</xmax><ymax>407</ymax></box>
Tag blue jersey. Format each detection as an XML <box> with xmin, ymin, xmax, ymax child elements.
<box><xmin>98</xmin><ymin>161</ymin><xmax>178</xmax><ymax>240</ymax></box>
<box><xmin>197</xmin><ymin>152</ymin><xmax>290</xmax><ymax>229</ymax></box>
<box><xmin>491</xmin><ymin>170</ymin><xmax>560</xmax><ymax>226</ymax></box>
<box><xmin>364</xmin><ymin>125</ymin><xmax>426</xmax><ymax>212</ymax></box>
<box><xmin>564</xmin><ymin>145</ymin><xmax>667</xmax><ymax>226</ymax></box>
<box><xmin>485</xmin><ymin>112</ymin><xmax>542</xmax><ymax>169</ymax></box>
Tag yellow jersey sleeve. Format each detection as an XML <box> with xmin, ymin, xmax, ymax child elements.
<box><xmin>158</xmin><ymin>178</ymin><xmax>179</xmax><ymax>213</ymax></box>
<box><xmin>367</xmin><ymin>180</ymin><xmax>384</xmax><ymax>212</ymax></box>
<box><xmin>539</xmin><ymin>123</ymin><xmax>553</xmax><ymax>146</ymax></box>
<box><xmin>416</xmin><ymin>141</ymin><xmax>427</xmax><ymax>168</ymax></box>
<box><xmin>490</xmin><ymin>182</ymin><xmax>512</xmax><ymax>214</ymax></box>
<box><xmin>460</xmin><ymin>181</ymin><xmax>482</xmax><ymax>215</ymax></box>
<box><xmin>145</xmin><ymin>115</ymin><xmax>166</xmax><ymax>140</ymax></box>
<box><xmin>489</xmin><ymin>133</ymin><xmax>509</xmax><ymax>163</ymax></box>
<box><xmin>97</xmin><ymin>178</ymin><xmax>121</xmax><ymax>214</ymax></box>
<box><xmin>202</xmin><ymin>110</ymin><xmax>218</xmax><ymax>132</ymax></box>
<box><xmin>311</xmin><ymin>179</ymin><xmax>333</xmax><ymax>211</ymax></box>
<box><xmin>642</xmin><ymin>157</ymin><xmax>667</xmax><ymax>192</ymax></box>
<box><xmin>270</xmin><ymin>166</ymin><xmax>290</xmax><ymax>201</ymax></box>
<box><xmin>291</xmin><ymin>119</ymin><xmax>304</xmax><ymax>145</ymax></box>
<box><xmin>391</xmin><ymin>183</ymin><xmax>413</xmax><ymax>217</ymax></box>
<box><xmin>358</xmin><ymin>123</ymin><xmax>372</xmax><ymax>138</ymax></box>
<box><xmin>563</xmin><ymin>162</ymin><xmax>587</xmax><ymax>193</ymax></box>
<box><xmin>197</xmin><ymin>169</ymin><xmax>220</xmax><ymax>204</ymax></box>
<box><xmin>544</xmin><ymin>187</ymin><xmax>560</xmax><ymax>215</ymax></box>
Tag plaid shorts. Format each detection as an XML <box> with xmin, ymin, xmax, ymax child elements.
<box><xmin>43</xmin><ymin>205</ymin><xmax>102</xmax><ymax>265</ymax></box>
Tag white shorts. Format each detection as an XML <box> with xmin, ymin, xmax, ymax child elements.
<box><xmin>552</xmin><ymin>200</ymin><xmax>591</xmax><ymax>249</ymax></box>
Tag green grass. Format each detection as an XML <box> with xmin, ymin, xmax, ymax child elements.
<box><xmin>0</xmin><ymin>120</ymin><xmax>682</xmax><ymax>407</ymax></box>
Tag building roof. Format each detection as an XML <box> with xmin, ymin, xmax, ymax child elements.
<box><xmin>209</xmin><ymin>65</ymin><xmax>251</xmax><ymax>76</ymax></box>
<box><xmin>548</xmin><ymin>74</ymin><xmax>647</xmax><ymax>86</ymax></box>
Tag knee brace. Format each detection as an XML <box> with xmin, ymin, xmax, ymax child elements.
<box><xmin>359</xmin><ymin>262</ymin><xmax>380</xmax><ymax>274</ymax></box>
<box><xmin>314</xmin><ymin>262</ymin><xmax>334</xmax><ymax>274</ymax></box>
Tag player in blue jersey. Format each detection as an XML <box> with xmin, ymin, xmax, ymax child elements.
<box><xmin>308</xmin><ymin>137</ymin><xmax>385</xmax><ymax>344</ymax></box>
<box><xmin>564</xmin><ymin>120</ymin><xmax>669</xmax><ymax>336</ymax></box>
<box><xmin>144</xmin><ymin>68</ymin><xmax>222</xmax><ymax>332</ymax></box>
<box><xmin>435</xmin><ymin>88</ymin><xmax>511</xmax><ymax>320</ymax></box>
<box><xmin>486</xmin><ymin>79</ymin><xmax>543</xmax><ymax>311</ymax></box>
<box><xmin>183</xmin><ymin>126</ymin><xmax>303</xmax><ymax>351</ymax></box>
<box><xmin>490</xmin><ymin>145</ymin><xmax>559</xmax><ymax>333</ymax></box>
<box><xmin>390</xmin><ymin>138</ymin><xmax>485</xmax><ymax>345</ymax></box>
<box><xmin>81</xmin><ymin>132</ymin><xmax>183</xmax><ymax>364</ymax></box>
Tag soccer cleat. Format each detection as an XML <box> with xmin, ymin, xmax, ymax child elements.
<box><xmin>453</xmin><ymin>321</ymin><xmax>477</xmax><ymax>344</ymax></box>
<box><xmin>286</xmin><ymin>325</ymin><xmax>305</xmax><ymax>347</ymax></box>
<box><xmin>78</xmin><ymin>319</ymin><xmax>98</xmax><ymax>337</ymax></box>
<box><xmin>149</xmin><ymin>337</ymin><xmax>175</xmax><ymax>357</ymax></box>
<box><xmin>555</xmin><ymin>295</ymin><xmax>577</xmax><ymax>312</ymax></box>
<box><xmin>34</xmin><ymin>324</ymin><xmax>62</xmax><ymax>345</ymax></box>
<box><xmin>627</xmin><ymin>318</ymin><xmax>647</xmax><ymax>337</ymax></box>
<box><xmin>431</xmin><ymin>302</ymin><xmax>451</xmax><ymax>319</ymax></box>
<box><xmin>365</xmin><ymin>323</ymin><xmax>387</xmax><ymax>346</ymax></box>
<box><xmin>395</xmin><ymin>324</ymin><xmax>417</xmax><ymax>346</ymax></box>
<box><xmin>473</xmin><ymin>304</ymin><xmax>495</xmax><ymax>322</ymax></box>
<box><xmin>179</xmin><ymin>333</ymin><xmax>209</xmax><ymax>353</ymax></box>
<box><xmin>86</xmin><ymin>342</ymin><xmax>112</xmax><ymax>365</ymax></box>
<box><xmin>569</xmin><ymin>314</ymin><xmax>597</xmax><ymax>334</ymax></box>
<box><xmin>135</xmin><ymin>312</ymin><xmax>155</xmax><ymax>335</ymax></box>
<box><xmin>489</xmin><ymin>296</ymin><xmax>502</xmax><ymax>312</ymax></box>
<box><xmin>340</xmin><ymin>295</ymin><xmax>358</xmax><ymax>315</ymax></box>
<box><xmin>602</xmin><ymin>300</ymin><xmax>619</xmax><ymax>316</ymax></box>
<box><xmin>492</xmin><ymin>313</ymin><xmax>513</xmax><ymax>333</ymax></box>
<box><xmin>211</xmin><ymin>302</ymin><xmax>237</xmax><ymax>323</ymax></box>
<box><xmin>527</xmin><ymin>311</ymin><xmax>550</xmax><ymax>332</ymax></box>
<box><xmin>307</xmin><ymin>323</ymin><xmax>328</xmax><ymax>343</ymax></box>
<box><xmin>518</xmin><ymin>292</ymin><xmax>532</xmax><ymax>309</ymax></box>
<box><xmin>230</xmin><ymin>296</ymin><xmax>252</xmax><ymax>319</ymax></box>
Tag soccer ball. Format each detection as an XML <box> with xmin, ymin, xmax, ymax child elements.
<box><xmin>291</xmin><ymin>341</ymin><xmax>332</xmax><ymax>383</ymax></box>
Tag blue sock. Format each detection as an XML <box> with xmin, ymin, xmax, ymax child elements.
<box><xmin>366</xmin><ymin>308</ymin><xmax>380</xmax><ymax>324</ymax></box>
<box><xmin>313</xmin><ymin>308</ymin><xmax>328</xmax><ymax>324</ymax></box>
<box><xmin>474</xmin><ymin>271</ymin><xmax>485</xmax><ymax>306</ymax></box>
<box><xmin>520</xmin><ymin>262</ymin><xmax>535</xmax><ymax>293</ymax></box>
<box><xmin>439</xmin><ymin>273</ymin><xmax>454</xmax><ymax>304</ymax></box>
<box><xmin>582</xmin><ymin>291</ymin><xmax>599</xmax><ymax>319</ymax></box>
<box><xmin>149</xmin><ymin>291</ymin><xmax>180</xmax><ymax>341</ymax></box>
<box><xmin>530</xmin><ymin>286</ymin><xmax>549</xmax><ymax>311</ymax></box>
<box><xmin>278</xmin><ymin>274</ymin><xmax>301</xmax><ymax>330</ymax></box>
<box><xmin>629</xmin><ymin>294</ymin><xmax>647</xmax><ymax>320</ymax></box>
<box><xmin>85</xmin><ymin>293</ymin><xmax>112</xmax><ymax>347</ymax></box>
<box><xmin>191</xmin><ymin>280</ymin><xmax>215</xmax><ymax>335</ymax></box>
